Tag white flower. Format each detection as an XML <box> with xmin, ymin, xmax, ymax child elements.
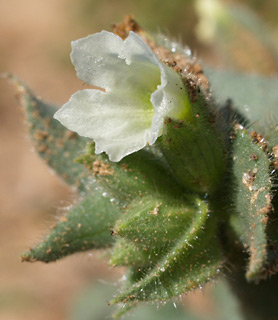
<box><xmin>54</xmin><ymin>31</ymin><xmax>189</xmax><ymax>162</ymax></box>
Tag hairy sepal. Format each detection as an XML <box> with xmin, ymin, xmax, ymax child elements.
<box><xmin>111</xmin><ymin>196</ymin><xmax>223</xmax><ymax>304</ymax></box>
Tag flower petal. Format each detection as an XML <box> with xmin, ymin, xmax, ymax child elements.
<box><xmin>54</xmin><ymin>89</ymin><xmax>155</xmax><ymax>162</ymax></box>
<box><xmin>71</xmin><ymin>31</ymin><xmax>161</xmax><ymax>92</ymax></box>
<box><xmin>151</xmin><ymin>64</ymin><xmax>190</xmax><ymax>142</ymax></box>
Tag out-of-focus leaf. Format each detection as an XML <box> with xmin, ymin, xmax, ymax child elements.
<box><xmin>205</xmin><ymin>68</ymin><xmax>278</xmax><ymax>146</ymax></box>
<box><xmin>196</xmin><ymin>0</ymin><xmax>278</xmax><ymax>74</ymax></box>
<box><xmin>69</xmin><ymin>281</ymin><xmax>206</xmax><ymax>320</ymax></box>
<box><xmin>212</xmin><ymin>280</ymin><xmax>244</xmax><ymax>320</ymax></box>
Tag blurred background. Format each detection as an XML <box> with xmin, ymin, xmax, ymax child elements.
<box><xmin>0</xmin><ymin>0</ymin><xmax>277</xmax><ymax>319</ymax></box>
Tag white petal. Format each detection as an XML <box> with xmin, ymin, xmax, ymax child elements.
<box><xmin>54</xmin><ymin>89</ymin><xmax>155</xmax><ymax>162</ymax></box>
<box><xmin>149</xmin><ymin>64</ymin><xmax>190</xmax><ymax>144</ymax></box>
<box><xmin>71</xmin><ymin>31</ymin><xmax>161</xmax><ymax>92</ymax></box>
<box><xmin>120</xmin><ymin>32</ymin><xmax>160</xmax><ymax>66</ymax></box>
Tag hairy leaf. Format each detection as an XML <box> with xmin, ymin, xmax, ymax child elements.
<box><xmin>6</xmin><ymin>73</ymin><xmax>89</xmax><ymax>192</ymax></box>
<box><xmin>22</xmin><ymin>189</ymin><xmax>121</xmax><ymax>262</ymax></box>
<box><xmin>232</xmin><ymin>125</ymin><xmax>272</xmax><ymax>281</ymax></box>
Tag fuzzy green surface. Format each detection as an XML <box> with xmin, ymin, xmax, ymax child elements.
<box><xmin>159</xmin><ymin>92</ymin><xmax>226</xmax><ymax>194</ymax></box>
<box><xmin>115</xmin><ymin>196</ymin><xmax>200</xmax><ymax>250</ymax></box>
<box><xmin>22</xmin><ymin>189</ymin><xmax>121</xmax><ymax>262</ymax></box>
<box><xmin>77</xmin><ymin>143</ymin><xmax>185</xmax><ymax>204</ymax></box>
<box><xmin>8</xmin><ymin>74</ymin><xmax>90</xmax><ymax>192</ymax></box>
<box><xmin>111</xmin><ymin>198</ymin><xmax>223</xmax><ymax>303</ymax></box>
<box><xmin>232</xmin><ymin>126</ymin><xmax>272</xmax><ymax>281</ymax></box>
<box><xmin>110</xmin><ymin>238</ymin><xmax>150</xmax><ymax>267</ymax></box>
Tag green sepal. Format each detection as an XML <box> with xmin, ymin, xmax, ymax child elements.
<box><xmin>110</xmin><ymin>238</ymin><xmax>150</xmax><ymax>267</ymax></box>
<box><xmin>115</xmin><ymin>195</ymin><xmax>200</xmax><ymax>252</ymax></box>
<box><xmin>159</xmin><ymin>92</ymin><xmax>226</xmax><ymax>194</ymax></box>
<box><xmin>5</xmin><ymin>74</ymin><xmax>89</xmax><ymax>192</ymax></box>
<box><xmin>21</xmin><ymin>189</ymin><xmax>121</xmax><ymax>262</ymax></box>
<box><xmin>111</xmin><ymin>198</ymin><xmax>223</xmax><ymax>304</ymax></box>
<box><xmin>77</xmin><ymin>143</ymin><xmax>184</xmax><ymax>203</ymax></box>
<box><xmin>232</xmin><ymin>125</ymin><xmax>272</xmax><ymax>281</ymax></box>
<box><xmin>110</xmin><ymin>193</ymin><xmax>203</xmax><ymax>269</ymax></box>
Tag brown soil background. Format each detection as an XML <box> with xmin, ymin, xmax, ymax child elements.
<box><xmin>0</xmin><ymin>1</ymin><xmax>276</xmax><ymax>319</ymax></box>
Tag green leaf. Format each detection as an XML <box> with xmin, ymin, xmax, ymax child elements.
<box><xmin>5</xmin><ymin>73</ymin><xmax>89</xmax><ymax>192</ymax></box>
<box><xmin>232</xmin><ymin>125</ymin><xmax>272</xmax><ymax>281</ymax></box>
<box><xmin>205</xmin><ymin>68</ymin><xmax>278</xmax><ymax>146</ymax></box>
<box><xmin>21</xmin><ymin>189</ymin><xmax>121</xmax><ymax>262</ymax></box>
<box><xmin>111</xmin><ymin>197</ymin><xmax>223</xmax><ymax>304</ymax></box>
